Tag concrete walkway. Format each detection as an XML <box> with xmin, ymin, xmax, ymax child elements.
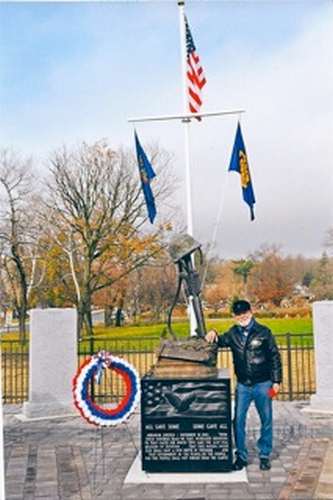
<box><xmin>4</xmin><ymin>401</ymin><xmax>333</xmax><ymax>499</ymax></box>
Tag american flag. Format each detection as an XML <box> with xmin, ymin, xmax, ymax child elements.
<box><xmin>185</xmin><ymin>15</ymin><xmax>207</xmax><ymax>117</ymax></box>
<box><xmin>144</xmin><ymin>381</ymin><xmax>228</xmax><ymax>417</ymax></box>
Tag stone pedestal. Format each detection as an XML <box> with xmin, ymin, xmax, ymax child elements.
<box><xmin>22</xmin><ymin>308</ymin><xmax>77</xmax><ymax>419</ymax></box>
<box><xmin>304</xmin><ymin>301</ymin><xmax>333</xmax><ymax>415</ymax></box>
<box><xmin>141</xmin><ymin>369</ymin><xmax>232</xmax><ymax>473</ymax></box>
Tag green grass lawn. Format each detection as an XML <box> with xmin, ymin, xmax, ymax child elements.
<box><xmin>91</xmin><ymin>317</ymin><xmax>312</xmax><ymax>338</ymax></box>
<box><xmin>1</xmin><ymin>317</ymin><xmax>313</xmax><ymax>351</ymax></box>
<box><xmin>77</xmin><ymin>317</ymin><xmax>313</xmax><ymax>350</ymax></box>
<box><xmin>1</xmin><ymin>317</ymin><xmax>314</xmax><ymax>407</ymax></box>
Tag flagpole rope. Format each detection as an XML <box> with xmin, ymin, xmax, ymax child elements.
<box><xmin>201</xmin><ymin>163</ymin><xmax>230</xmax><ymax>289</ymax></box>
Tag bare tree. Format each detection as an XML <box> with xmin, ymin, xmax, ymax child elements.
<box><xmin>44</xmin><ymin>140</ymin><xmax>176</xmax><ymax>337</ymax></box>
<box><xmin>125</xmin><ymin>257</ymin><xmax>177</xmax><ymax>322</ymax></box>
<box><xmin>0</xmin><ymin>150</ymin><xmax>43</xmax><ymax>342</ymax></box>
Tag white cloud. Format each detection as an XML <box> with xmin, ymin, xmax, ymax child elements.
<box><xmin>2</xmin><ymin>3</ymin><xmax>332</xmax><ymax>258</ymax></box>
<box><xmin>187</xmin><ymin>9</ymin><xmax>333</xmax><ymax>258</ymax></box>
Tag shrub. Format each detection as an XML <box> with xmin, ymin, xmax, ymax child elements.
<box><xmin>254</xmin><ymin>306</ymin><xmax>311</xmax><ymax>319</ymax></box>
<box><xmin>207</xmin><ymin>309</ymin><xmax>232</xmax><ymax>319</ymax></box>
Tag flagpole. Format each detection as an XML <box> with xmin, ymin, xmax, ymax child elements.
<box><xmin>178</xmin><ymin>0</ymin><xmax>193</xmax><ymax>235</ymax></box>
<box><xmin>178</xmin><ymin>0</ymin><xmax>197</xmax><ymax>336</ymax></box>
<box><xmin>128</xmin><ymin>5</ymin><xmax>246</xmax><ymax>337</ymax></box>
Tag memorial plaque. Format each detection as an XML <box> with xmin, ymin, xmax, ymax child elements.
<box><xmin>141</xmin><ymin>369</ymin><xmax>232</xmax><ymax>473</ymax></box>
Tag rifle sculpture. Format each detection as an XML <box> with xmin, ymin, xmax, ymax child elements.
<box><xmin>151</xmin><ymin>234</ymin><xmax>218</xmax><ymax>378</ymax></box>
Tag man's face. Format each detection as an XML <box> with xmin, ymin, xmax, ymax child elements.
<box><xmin>235</xmin><ymin>310</ymin><xmax>253</xmax><ymax>327</ymax></box>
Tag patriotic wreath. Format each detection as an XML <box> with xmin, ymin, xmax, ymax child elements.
<box><xmin>72</xmin><ymin>351</ymin><xmax>140</xmax><ymax>426</ymax></box>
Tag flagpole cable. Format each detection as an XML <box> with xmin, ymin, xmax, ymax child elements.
<box><xmin>213</xmin><ymin>160</ymin><xmax>231</xmax><ymax>249</ymax></box>
<box><xmin>184</xmin><ymin>124</ymin><xmax>193</xmax><ymax>236</ymax></box>
<box><xmin>201</xmin><ymin>166</ymin><xmax>230</xmax><ymax>289</ymax></box>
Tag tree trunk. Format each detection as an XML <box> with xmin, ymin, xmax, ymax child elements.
<box><xmin>18</xmin><ymin>305</ymin><xmax>27</xmax><ymax>345</ymax></box>
<box><xmin>105</xmin><ymin>305</ymin><xmax>114</xmax><ymax>327</ymax></box>
<box><xmin>153</xmin><ymin>307</ymin><xmax>161</xmax><ymax>322</ymax></box>
<box><xmin>77</xmin><ymin>307</ymin><xmax>84</xmax><ymax>340</ymax></box>
<box><xmin>84</xmin><ymin>305</ymin><xmax>93</xmax><ymax>337</ymax></box>
<box><xmin>11</xmin><ymin>252</ymin><xmax>28</xmax><ymax>345</ymax></box>
<box><xmin>115</xmin><ymin>307</ymin><xmax>124</xmax><ymax>327</ymax></box>
<box><xmin>18</xmin><ymin>284</ymin><xmax>28</xmax><ymax>345</ymax></box>
<box><xmin>115</xmin><ymin>294</ymin><xmax>125</xmax><ymax>327</ymax></box>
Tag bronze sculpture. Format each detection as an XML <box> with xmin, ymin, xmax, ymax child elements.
<box><xmin>152</xmin><ymin>234</ymin><xmax>218</xmax><ymax>378</ymax></box>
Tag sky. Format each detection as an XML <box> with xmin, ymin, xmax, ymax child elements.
<box><xmin>0</xmin><ymin>0</ymin><xmax>332</xmax><ymax>259</ymax></box>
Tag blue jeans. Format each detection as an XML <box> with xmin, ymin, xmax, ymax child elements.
<box><xmin>234</xmin><ymin>380</ymin><xmax>273</xmax><ymax>462</ymax></box>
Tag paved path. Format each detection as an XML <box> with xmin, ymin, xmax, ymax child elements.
<box><xmin>4</xmin><ymin>401</ymin><xmax>333</xmax><ymax>499</ymax></box>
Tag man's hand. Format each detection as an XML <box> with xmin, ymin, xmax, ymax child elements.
<box><xmin>272</xmin><ymin>383</ymin><xmax>280</xmax><ymax>394</ymax></box>
<box><xmin>205</xmin><ymin>329</ymin><xmax>218</xmax><ymax>344</ymax></box>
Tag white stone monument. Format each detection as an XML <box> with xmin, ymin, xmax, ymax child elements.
<box><xmin>304</xmin><ymin>301</ymin><xmax>333</xmax><ymax>415</ymax></box>
<box><xmin>22</xmin><ymin>308</ymin><xmax>77</xmax><ymax>419</ymax></box>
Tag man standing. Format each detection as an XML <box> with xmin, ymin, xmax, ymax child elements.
<box><xmin>206</xmin><ymin>300</ymin><xmax>282</xmax><ymax>471</ymax></box>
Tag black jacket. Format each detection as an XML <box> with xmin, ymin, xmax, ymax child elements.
<box><xmin>217</xmin><ymin>319</ymin><xmax>282</xmax><ymax>385</ymax></box>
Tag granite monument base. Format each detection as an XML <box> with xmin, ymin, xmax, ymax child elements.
<box><xmin>302</xmin><ymin>301</ymin><xmax>333</xmax><ymax>415</ymax></box>
<box><xmin>20</xmin><ymin>308</ymin><xmax>77</xmax><ymax>420</ymax></box>
<box><xmin>141</xmin><ymin>369</ymin><xmax>232</xmax><ymax>473</ymax></box>
<box><xmin>125</xmin><ymin>453</ymin><xmax>248</xmax><ymax>484</ymax></box>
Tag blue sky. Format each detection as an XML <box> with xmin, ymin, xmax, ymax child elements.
<box><xmin>1</xmin><ymin>1</ymin><xmax>332</xmax><ymax>258</ymax></box>
<box><xmin>0</xmin><ymin>1</ymin><xmax>324</xmax><ymax>114</ymax></box>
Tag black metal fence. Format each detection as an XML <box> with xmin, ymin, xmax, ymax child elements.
<box><xmin>1</xmin><ymin>333</ymin><xmax>315</xmax><ymax>404</ymax></box>
<box><xmin>217</xmin><ymin>333</ymin><xmax>315</xmax><ymax>401</ymax></box>
<box><xmin>1</xmin><ymin>340</ymin><xmax>29</xmax><ymax>404</ymax></box>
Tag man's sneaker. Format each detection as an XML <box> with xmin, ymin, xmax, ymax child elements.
<box><xmin>232</xmin><ymin>456</ymin><xmax>248</xmax><ymax>471</ymax></box>
<box><xmin>260</xmin><ymin>458</ymin><xmax>271</xmax><ymax>470</ymax></box>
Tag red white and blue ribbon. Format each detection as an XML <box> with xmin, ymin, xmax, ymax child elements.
<box><xmin>72</xmin><ymin>351</ymin><xmax>140</xmax><ymax>426</ymax></box>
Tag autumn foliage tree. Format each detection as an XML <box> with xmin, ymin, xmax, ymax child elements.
<box><xmin>204</xmin><ymin>260</ymin><xmax>244</xmax><ymax>311</ymax></box>
<box><xmin>29</xmin><ymin>235</ymin><xmax>76</xmax><ymax>308</ymax></box>
<box><xmin>129</xmin><ymin>259</ymin><xmax>177</xmax><ymax>322</ymax></box>
<box><xmin>43</xmin><ymin>140</ymin><xmax>174</xmax><ymax>336</ymax></box>
<box><xmin>247</xmin><ymin>246</ymin><xmax>295</xmax><ymax>306</ymax></box>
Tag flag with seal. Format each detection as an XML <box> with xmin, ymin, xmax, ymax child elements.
<box><xmin>134</xmin><ymin>131</ymin><xmax>157</xmax><ymax>224</ymax></box>
<box><xmin>228</xmin><ymin>122</ymin><xmax>256</xmax><ymax>221</ymax></box>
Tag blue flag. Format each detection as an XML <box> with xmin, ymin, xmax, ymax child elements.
<box><xmin>135</xmin><ymin>131</ymin><xmax>157</xmax><ymax>224</ymax></box>
<box><xmin>228</xmin><ymin>122</ymin><xmax>256</xmax><ymax>221</ymax></box>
